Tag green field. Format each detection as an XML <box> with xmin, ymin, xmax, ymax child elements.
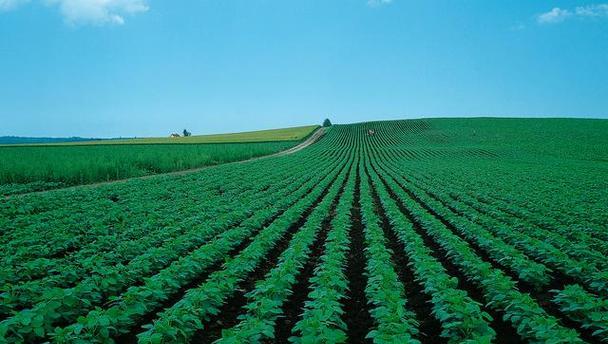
<box><xmin>16</xmin><ymin>125</ymin><xmax>319</xmax><ymax>146</ymax></box>
<box><xmin>0</xmin><ymin>125</ymin><xmax>319</xmax><ymax>195</ymax></box>
<box><xmin>1</xmin><ymin>118</ymin><xmax>607</xmax><ymax>343</ymax></box>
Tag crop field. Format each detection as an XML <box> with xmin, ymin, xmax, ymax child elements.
<box><xmin>15</xmin><ymin>125</ymin><xmax>320</xmax><ymax>146</ymax></box>
<box><xmin>0</xmin><ymin>118</ymin><xmax>607</xmax><ymax>343</ymax></box>
<box><xmin>0</xmin><ymin>142</ymin><xmax>296</xmax><ymax>196</ymax></box>
<box><xmin>0</xmin><ymin>134</ymin><xmax>325</xmax><ymax>198</ymax></box>
<box><xmin>0</xmin><ymin>125</ymin><xmax>318</xmax><ymax>196</ymax></box>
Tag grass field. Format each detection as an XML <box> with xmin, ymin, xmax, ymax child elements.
<box><xmin>0</xmin><ymin>118</ymin><xmax>607</xmax><ymax>343</ymax></box>
<box><xmin>0</xmin><ymin>125</ymin><xmax>319</xmax><ymax>195</ymax></box>
<box><xmin>13</xmin><ymin>125</ymin><xmax>320</xmax><ymax>146</ymax></box>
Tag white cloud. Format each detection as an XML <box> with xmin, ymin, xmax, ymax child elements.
<box><xmin>367</xmin><ymin>0</ymin><xmax>392</xmax><ymax>8</ymax></box>
<box><xmin>575</xmin><ymin>4</ymin><xmax>608</xmax><ymax>17</ymax></box>
<box><xmin>45</xmin><ymin>0</ymin><xmax>148</xmax><ymax>25</ymax></box>
<box><xmin>537</xmin><ymin>7</ymin><xmax>572</xmax><ymax>24</ymax></box>
<box><xmin>538</xmin><ymin>4</ymin><xmax>608</xmax><ymax>24</ymax></box>
<box><xmin>0</xmin><ymin>0</ymin><xmax>29</xmax><ymax>11</ymax></box>
<box><xmin>1</xmin><ymin>0</ymin><xmax>148</xmax><ymax>25</ymax></box>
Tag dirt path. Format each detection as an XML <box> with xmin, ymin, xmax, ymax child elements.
<box><xmin>272</xmin><ymin>126</ymin><xmax>325</xmax><ymax>156</ymax></box>
<box><xmin>7</xmin><ymin>127</ymin><xmax>326</xmax><ymax>199</ymax></box>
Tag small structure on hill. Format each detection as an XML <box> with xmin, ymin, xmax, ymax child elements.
<box><xmin>367</xmin><ymin>129</ymin><xmax>375</xmax><ymax>136</ymax></box>
<box><xmin>170</xmin><ymin>133</ymin><xmax>181</xmax><ymax>138</ymax></box>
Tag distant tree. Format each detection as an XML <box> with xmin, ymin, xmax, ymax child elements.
<box><xmin>323</xmin><ymin>118</ymin><xmax>332</xmax><ymax>127</ymax></box>
<box><xmin>183</xmin><ymin>129</ymin><xmax>191</xmax><ymax>137</ymax></box>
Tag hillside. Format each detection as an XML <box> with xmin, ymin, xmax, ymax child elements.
<box><xmin>1</xmin><ymin>118</ymin><xmax>606</xmax><ymax>343</ymax></box>
<box><xmin>17</xmin><ymin>125</ymin><xmax>320</xmax><ymax>146</ymax></box>
<box><xmin>425</xmin><ymin>117</ymin><xmax>608</xmax><ymax>160</ymax></box>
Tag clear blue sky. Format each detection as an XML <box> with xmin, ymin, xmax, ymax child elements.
<box><xmin>1</xmin><ymin>1</ymin><xmax>607</xmax><ymax>137</ymax></box>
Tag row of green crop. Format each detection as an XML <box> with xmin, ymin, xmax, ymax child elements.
<box><xmin>394</xmin><ymin>151</ymin><xmax>608</xmax><ymax>245</ymax></box>
<box><xmin>0</xmin><ymin>154</ymin><xmax>307</xmax><ymax>289</ymax></box>
<box><xmin>400</xmin><ymin>163</ymin><xmax>608</xmax><ymax>262</ymax></box>
<box><xmin>553</xmin><ymin>284</ymin><xmax>608</xmax><ymax>339</ymax></box>
<box><xmin>0</xmin><ymin>127</ymin><xmax>341</xmax><ymax>276</ymax></box>
<box><xmin>401</xmin><ymin>159</ymin><xmax>608</xmax><ymax>270</ymax></box>
<box><xmin>0</xmin><ymin>126</ymin><xmax>333</xmax><ymax>227</ymax></box>
<box><xmin>412</xmin><ymin>158</ymin><xmax>608</xmax><ymax>234</ymax></box>
<box><xmin>368</xmin><ymin>152</ymin><xmax>585</xmax><ymax>343</ymax></box>
<box><xmin>358</xmin><ymin>118</ymin><xmax>607</xmax><ymax>235</ymax></box>
<box><xmin>357</xmin><ymin>159</ymin><xmax>420</xmax><ymax>343</ymax></box>
<box><xmin>3</xmin><ymin>130</ymin><xmax>350</xmax><ymax>342</ymax></box>
<box><xmin>5</xmin><ymin>146</ymin><xmax>334</xmax><ymax>272</ymax></box>
<box><xmin>289</xmin><ymin>156</ymin><xmax>358</xmax><ymax>343</ymax></box>
<box><xmin>363</xmin><ymin>155</ymin><xmax>496</xmax><ymax>343</ymax></box>
<box><xmin>0</xmin><ymin>146</ymin><xmax>335</xmax><ymax>261</ymax></box>
<box><xmin>366</xmin><ymin>122</ymin><xmax>608</xmax><ymax>290</ymax></box>
<box><xmin>1</xmin><ymin>152</ymin><xmax>305</xmax><ymax>272</ymax></box>
<box><xmin>374</xmin><ymin>150</ymin><xmax>552</xmax><ymax>289</ymax></box>
<box><xmin>215</xmin><ymin>157</ymin><xmax>356</xmax><ymax>343</ymax></box>
<box><xmin>1</xmin><ymin>160</ymin><xmax>255</xmax><ymax>259</ymax></box>
<box><xmin>136</xmin><ymin>152</ymin><xmax>353</xmax><ymax>343</ymax></box>
<box><xmin>0</xmin><ymin>131</ymin><xmax>342</xmax><ymax>270</ymax></box>
<box><xmin>389</xmin><ymin>170</ymin><xmax>608</xmax><ymax>341</ymax></box>
<box><xmin>388</xmin><ymin>159</ymin><xmax>608</xmax><ymax>296</ymax></box>
<box><xmin>0</xmin><ymin>145</ymin><xmax>349</xmax><ymax>342</ymax></box>
<box><xmin>49</xmin><ymin>152</ymin><xmax>350</xmax><ymax>344</ymax></box>
<box><xmin>0</xmin><ymin>151</ymin><xmax>333</xmax><ymax>319</ymax></box>
<box><xmin>343</xmin><ymin>122</ymin><xmax>605</xmax><ymax>342</ymax></box>
<box><xmin>363</xmin><ymin>123</ymin><xmax>608</xmax><ymax>342</ymax></box>
<box><xmin>1</xmin><ymin>119</ymin><xmax>605</xmax><ymax>343</ymax></box>
<box><xmin>0</xmin><ymin>181</ymin><xmax>66</xmax><ymax>197</ymax></box>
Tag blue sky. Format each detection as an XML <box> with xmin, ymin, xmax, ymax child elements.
<box><xmin>1</xmin><ymin>1</ymin><xmax>607</xmax><ymax>137</ymax></box>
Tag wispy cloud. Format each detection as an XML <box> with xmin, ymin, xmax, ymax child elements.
<box><xmin>367</xmin><ymin>0</ymin><xmax>392</xmax><ymax>8</ymax></box>
<box><xmin>537</xmin><ymin>7</ymin><xmax>572</xmax><ymax>24</ymax></box>
<box><xmin>537</xmin><ymin>4</ymin><xmax>608</xmax><ymax>24</ymax></box>
<box><xmin>45</xmin><ymin>0</ymin><xmax>149</xmax><ymax>25</ymax></box>
<box><xmin>575</xmin><ymin>4</ymin><xmax>608</xmax><ymax>17</ymax></box>
<box><xmin>0</xmin><ymin>0</ymin><xmax>29</xmax><ymax>11</ymax></box>
<box><xmin>1</xmin><ymin>0</ymin><xmax>148</xmax><ymax>25</ymax></box>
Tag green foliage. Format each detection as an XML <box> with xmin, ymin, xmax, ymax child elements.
<box><xmin>358</xmin><ymin>161</ymin><xmax>420</xmax><ymax>343</ymax></box>
<box><xmin>290</xmin><ymin>161</ymin><xmax>356</xmax><ymax>343</ymax></box>
<box><xmin>0</xmin><ymin>142</ymin><xmax>296</xmax><ymax>194</ymax></box>
<box><xmin>138</xmin><ymin>155</ymin><xmax>351</xmax><ymax>344</ymax></box>
<box><xmin>366</xmin><ymin>159</ymin><xmax>495</xmax><ymax>343</ymax></box>
<box><xmin>553</xmin><ymin>285</ymin><xmax>608</xmax><ymax>341</ymax></box>
<box><xmin>0</xmin><ymin>118</ymin><xmax>606</xmax><ymax>343</ymax></box>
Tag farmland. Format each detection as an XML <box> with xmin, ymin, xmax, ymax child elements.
<box><xmin>0</xmin><ymin>125</ymin><xmax>318</xmax><ymax>195</ymax></box>
<box><xmin>0</xmin><ymin>118</ymin><xmax>607</xmax><ymax>343</ymax></box>
<box><xmin>10</xmin><ymin>125</ymin><xmax>320</xmax><ymax>146</ymax></box>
